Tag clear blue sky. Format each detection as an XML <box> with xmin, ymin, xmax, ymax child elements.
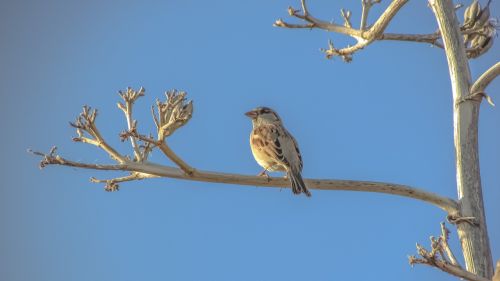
<box><xmin>1</xmin><ymin>0</ymin><xmax>499</xmax><ymax>280</ymax></box>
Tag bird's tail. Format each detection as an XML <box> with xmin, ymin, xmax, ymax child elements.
<box><xmin>287</xmin><ymin>168</ymin><xmax>311</xmax><ymax>197</ymax></box>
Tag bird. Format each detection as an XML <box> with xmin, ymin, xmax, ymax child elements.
<box><xmin>245</xmin><ymin>106</ymin><xmax>311</xmax><ymax>197</ymax></box>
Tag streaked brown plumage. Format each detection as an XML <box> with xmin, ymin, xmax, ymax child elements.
<box><xmin>245</xmin><ymin>106</ymin><xmax>311</xmax><ymax>197</ymax></box>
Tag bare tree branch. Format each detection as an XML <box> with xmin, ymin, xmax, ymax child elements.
<box><xmin>410</xmin><ymin>258</ymin><xmax>490</xmax><ymax>281</ymax></box>
<box><xmin>381</xmin><ymin>32</ymin><xmax>444</xmax><ymax>48</ymax></box>
<box><xmin>340</xmin><ymin>9</ymin><xmax>352</xmax><ymax>28</ymax></box>
<box><xmin>157</xmin><ymin>142</ymin><xmax>195</xmax><ymax>175</ymax></box>
<box><xmin>90</xmin><ymin>172</ymin><xmax>158</xmax><ymax>192</ymax></box>
<box><xmin>275</xmin><ymin>0</ymin><xmax>415</xmax><ymax>61</ymax></box>
<box><xmin>471</xmin><ymin>61</ymin><xmax>500</xmax><ymax>94</ymax></box>
<box><xmin>121</xmin><ymin>130</ymin><xmax>195</xmax><ymax>175</ymax></box>
<box><xmin>29</xmin><ymin>148</ymin><xmax>460</xmax><ymax>215</ymax></box>
<box><xmin>409</xmin><ymin>223</ymin><xmax>490</xmax><ymax>281</ymax></box>
<box><xmin>439</xmin><ymin>222</ymin><xmax>459</xmax><ymax>266</ymax></box>
<box><xmin>276</xmin><ymin>4</ymin><xmax>360</xmax><ymax>35</ymax></box>
<box><xmin>274</xmin><ymin>19</ymin><xmax>315</xmax><ymax>29</ymax></box>
<box><xmin>363</xmin><ymin>0</ymin><xmax>408</xmax><ymax>39</ymax></box>
<box><xmin>360</xmin><ymin>0</ymin><xmax>381</xmax><ymax>30</ymax></box>
<box><xmin>70</xmin><ymin>106</ymin><xmax>127</xmax><ymax>163</ymax></box>
<box><xmin>117</xmin><ymin>87</ymin><xmax>145</xmax><ymax>161</ymax></box>
<box><xmin>275</xmin><ymin>0</ymin><xmax>496</xmax><ymax>61</ymax></box>
<box><xmin>30</xmin><ymin>88</ymin><xmax>463</xmax><ymax>219</ymax></box>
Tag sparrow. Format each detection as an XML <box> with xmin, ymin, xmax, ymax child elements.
<box><xmin>245</xmin><ymin>106</ymin><xmax>311</xmax><ymax>197</ymax></box>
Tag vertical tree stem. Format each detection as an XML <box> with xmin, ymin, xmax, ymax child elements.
<box><xmin>429</xmin><ymin>0</ymin><xmax>493</xmax><ymax>278</ymax></box>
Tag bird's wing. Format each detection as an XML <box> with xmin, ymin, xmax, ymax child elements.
<box><xmin>284</xmin><ymin>129</ymin><xmax>303</xmax><ymax>171</ymax></box>
<box><xmin>279</xmin><ymin>127</ymin><xmax>303</xmax><ymax>172</ymax></box>
<box><xmin>253</xmin><ymin>124</ymin><xmax>290</xmax><ymax>168</ymax></box>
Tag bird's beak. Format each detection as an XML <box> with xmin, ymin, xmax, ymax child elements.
<box><xmin>245</xmin><ymin>110</ymin><xmax>257</xmax><ymax>119</ymax></box>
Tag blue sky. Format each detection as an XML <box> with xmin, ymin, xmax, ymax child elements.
<box><xmin>1</xmin><ymin>0</ymin><xmax>499</xmax><ymax>280</ymax></box>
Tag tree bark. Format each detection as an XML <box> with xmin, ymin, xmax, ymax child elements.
<box><xmin>429</xmin><ymin>0</ymin><xmax>493</xmax><ymax>278</ymax></box>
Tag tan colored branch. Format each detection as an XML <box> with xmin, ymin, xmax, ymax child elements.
<box><xmin>117</xmin><ymin>87</ymin><xmax>145</xmax><ymax>161</ymax></box>
<box><xmin>276</xmin><ymin>0</ymin><xmax>409</xmax><ymax>60</ymax></box>
<box><xmin>439</xmin><ymin>222</ymin><xmax>459</xmax><ymax>266</ymax></box>
<box><xmin>381</xmin><ymin>32</ymin><xmax>444</xmax><ymax>48</ymax></box>
<box><xmin>471</xmin><ymin>61</ymin><xmax>500</xmax><ymax>94</ymax></box>
<box><xmin>340</xmin><ymin>9</ymin><xmax>352</xmax><ymax>28</ymax></box>
<box><xmin>360</xmin><ymin>0</ymin><xmax>381</xmax><ymax>30</ymax></box>
<box><xmin>278</xmin><ymin>4</ymin><xmax>359</xmax><ymax>36</ymax></box>
<box><xmin>276</xmin><ymin>0</ymin><xmax>496</xmax><ymax>61</ymax></box>
<box><xmin>410</xmin><ymin>258</ymin><xmax>490</xmax><ymax>281</ymax></box>
<box><xmin>70</xmin><ymin>106</ymin><xmax>127</xmax><ymax>163</ymax></box>
<box><xmin>157</xmin><ymin>142</ymin><xmax>195</xmax><ymax>175</ymax></box>
<box><xmin>90</xmin><ymin>172</ymin><xmax>158</xmax><ymax>192</ymax></box>
<box><xmin>121</xmin><ymin>130</ymin><xmax>195</xmax><ymax>176</ymax></box>
<box><xmin>274</xmin><ymin>19</ymin><xmax>315</xmax><ymax>29</ymax></box>
<box><xmin>30</xmin><ymin>149</ymin><xmax>460</xmax><ymax>215</ymax></box>
<box><xmin>409</xmin><ymin>223</ymin><xmax>489</xmax><ymax>281</ymax></box>
<box><xmin>363</xmin><ymin>0</ymin><xmax>408</xmax><ymax>39</ymax></box>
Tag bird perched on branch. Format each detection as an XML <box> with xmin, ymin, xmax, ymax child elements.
<box><xmin>245</xmin><ymin>107</ymin><xmax>311</xmax><ymax>197</ymax></box>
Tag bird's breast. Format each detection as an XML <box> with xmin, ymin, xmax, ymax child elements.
<box><xmin>249</xmin><ymin>129</ymin><xmax>285</xmax><ymax>172</ymax></box>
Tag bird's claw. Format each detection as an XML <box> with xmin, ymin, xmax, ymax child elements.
<box><xmin>257</xmin><ymin>170</ymin><xmax>271</xmax><ymax>182</ymax></box>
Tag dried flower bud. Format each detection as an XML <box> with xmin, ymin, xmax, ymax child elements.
<box><xmin>153</xmin><ymin>90</ymin><xmax>194</xmax><ymax>140</ymax></box>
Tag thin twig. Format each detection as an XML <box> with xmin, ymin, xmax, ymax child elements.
<box><xmin>409</xmin><ymin>223</ymin><xmax>489</xmax><ymax>281</ymax></box>
<box><xmin>381</xmin><ymin>32</ymin><xmax>444</xmax><ymax>48</ymax></box>
<box><xmin>282</xmin><ymin>1</ymin><xmax>361</xmax><ymax>36</ymax></box>
<box><xmin>440</xmin><ymin>222</ymin><xmax>459</xmax><ymax>266</ymax></box>
<box><xmin>300</xmin><ymin>0</ymin><xmax>308</xmax><ymax>16</ymax></box>
<box><xmin>29</xmin><ymin>149</ymin><xmax>460</xmax><ymax>215</ymax></box>
<box><xmin>360</xmin><ymin>0</ymin><xmax>381</xmax><ymax>30</ymax></box>
<box><xmin>340</xmin><ymin>9</ymin><xmax>352</xmax><ymax>28</ymax></box>
<box><xmin>70</xmin><ymin>106</ymin><xmax>126</xmax><ymax>163</ymax></box>
<box><xmin>90</xmin><ymin>172</ymin><xmax>158</xmax><ymax>191</ymax></box>
<box><xmin>121</xmin><ymin>130</ymin><xmax>195</xmax><ymax>175</ymax></box>
<box><xmin>117</xmin><ymin>87</ymin><xmax>145</xmax><ymax>161</ymax></box>
<box><xmin>274</xmin><ymin>19</ymin><xmax>315</xmax><ymax>29</ymax></box>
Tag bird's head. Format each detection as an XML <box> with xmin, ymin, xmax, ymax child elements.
<box><xmin>245</xmin><ymin>106</ymin><xmax>281</xmax><ymax>125</ymax></box>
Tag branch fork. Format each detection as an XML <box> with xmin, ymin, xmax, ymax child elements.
<box><xmin>275</xmin><ymin>0</ymin><xmax>497</xmax><ymax>61</ymax></box>
<box><xmin>70</xmin><ymin>105</ymin><xmax>126</xmax><ymax>163</ymax></box>
<box><xmin>64</xmin><ymin>87</ymin><xmax>196</xmax><ymax>190</ymax></box>
<box><xmin>275</xmin><ymin>0</ymin><xmax>412</xmax><ymax>61</ymax></box>
<box><xmin>409</xmin><ymin>223</ymin><xmax>489</xmax><ymax>281</ymax></box>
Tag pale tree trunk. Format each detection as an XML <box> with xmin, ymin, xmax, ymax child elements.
<box><xmin>429</xmin><ymin>0</ymin><xmax>493</xmax><ymax>278</ymax></box>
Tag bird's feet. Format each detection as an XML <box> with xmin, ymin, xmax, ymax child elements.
<box><xmin>257</xmin><ymin>169</ymin><xmax>271</xmax><ymax>182</ymax></box>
